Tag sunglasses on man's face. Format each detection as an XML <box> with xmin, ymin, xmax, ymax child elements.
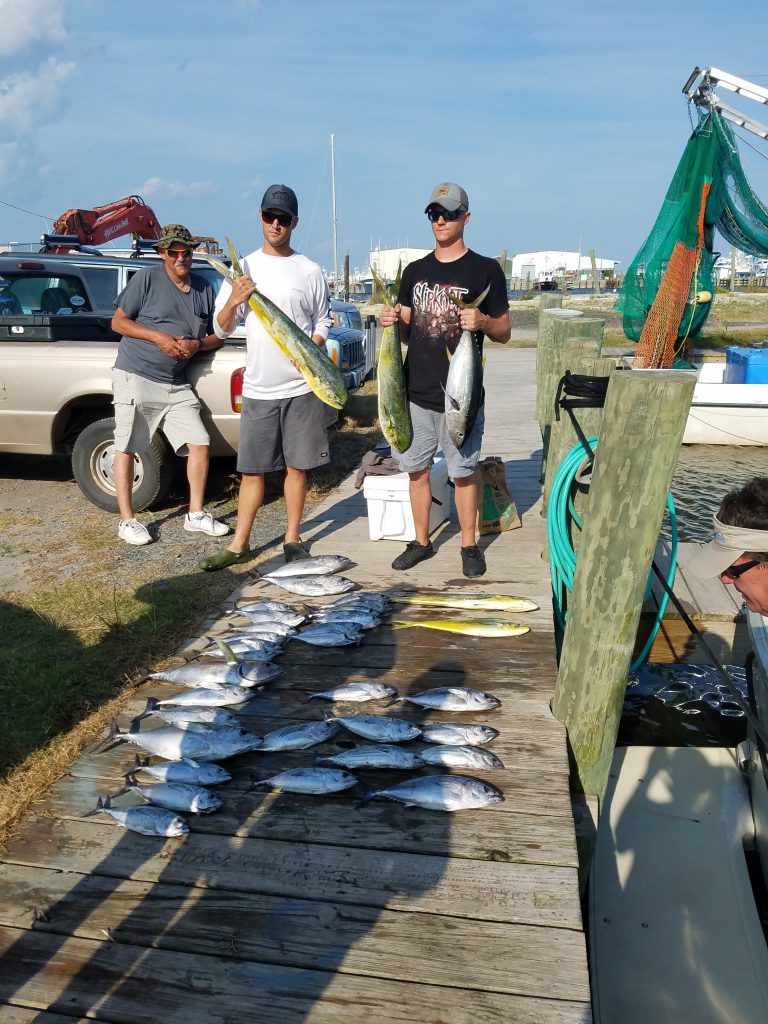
<box><xmin>166</xmin><ymin>248</ymin><xmax>193</xmax><ymax>259</ymax></box>
<box><xmin>426</xmin><ymin>207</ymin><xmax>466</xmax><ymax>223</ymax></box>
<box><xmin>721</xmin><ymin>558</ymin><xmax>762</xmax><ymax>580</ymax></box>
<box><xmin>261</xmin><ymin>210</ymin><xmax>293</xmax><ymax>228</ymax></box>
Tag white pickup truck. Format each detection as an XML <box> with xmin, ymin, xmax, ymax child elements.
<box><xmin>0</xmin><ymin>253</ymin><xmax>246</xmax><ymax>511</ymax></box>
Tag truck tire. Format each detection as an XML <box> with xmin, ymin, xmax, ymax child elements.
<box><xmin>71</xmin><ymin>417</ymin><xmax>175</xmax><ymax>512</ymax></box>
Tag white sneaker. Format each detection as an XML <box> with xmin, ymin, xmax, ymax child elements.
<box><xmin>184</xmin><ymin>510</ymin><xmax>230</xmax><ymax>537</ymax></box>
<box><xmin>118</xmin><ymin>519</ymin><xmax>152</xmax><ymax>546</ymax></box>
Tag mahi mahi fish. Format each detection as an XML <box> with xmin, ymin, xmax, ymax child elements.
<box><xmin>392</xmin><ymin>593</ymin><xmax>539</xmax><ymax>613</ymax></box>
<box><xmin>443</xmin><ymin>284</ymin><xmax>490</xmax><ymax>449</ymax></box>
<box><xmin>371</xmin><ymin>264</ymin><xmax>412</xmax><ymax>453</ymax></box>
<box><xmin>203</xmin><ymin>239</ymin><xmax>348</xmax><ymax>409</ymax></box>
<box><xmin>392</xmin><ymin>618</ymin><xmax>530</xmax><ymax>638</ymax></box>
<box><xmin>360</xmin><ymin>774</ymin><xmax>504</xmax><ymax>812</ymax></box>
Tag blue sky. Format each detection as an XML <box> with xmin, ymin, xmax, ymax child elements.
<box><xmin>2</xmin><ymin>0</ymin><xmax>768</xmax><ymax>276</ymax></box>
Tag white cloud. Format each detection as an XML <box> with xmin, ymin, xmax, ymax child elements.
<box><xmin>0</xmin><ymin>59</ymin><xmax>75</xmax><ymax>130</ymax></box>
<box><xmin>138</xmin><ymin>176</ymin><xmax>215</xmax><ymax>200</ymax></box>
<box><xmin>0</xmin><ymin>0</ymin><xmax>68</xmax><ymax>57</ymax></box>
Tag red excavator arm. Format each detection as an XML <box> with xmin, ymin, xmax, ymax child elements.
<box><xmin>49</xmin><ymin>195</ymin><xmax>162</xmax><ymax>251</ymax></box>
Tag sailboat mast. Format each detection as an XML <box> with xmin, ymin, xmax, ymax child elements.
<box><xmin>330</xmin><ymin>132</ymin><xmax>339</xmax><ymax>296</ymax></box>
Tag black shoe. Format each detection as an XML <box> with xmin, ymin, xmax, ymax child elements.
<box><xmin>392</xmin><ymin>540</ymin><xmax>435</xmax><ymax>571</ymax></box>
<box><xmin>461</xmin><ymin>545</ymin><xmax>486</xmax><ymax>578</ymax></box>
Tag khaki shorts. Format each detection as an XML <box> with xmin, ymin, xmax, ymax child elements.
<box><xmin>112</xmin><ymin>369</ymin><xmax>209</xmax><ymax>455</ymax></box>
<box><xmin>394</xmin><ymin>402</ymin><xmax>484</xmax><ymax>479</ymax></box>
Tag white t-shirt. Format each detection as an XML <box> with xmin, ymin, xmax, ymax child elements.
<box><xmin>214</xmin><ymin>249</ymin><xmax>331</xmax><ymax>400</ymax></box>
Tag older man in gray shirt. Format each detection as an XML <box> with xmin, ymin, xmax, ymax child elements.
<box><xmin>111</xmin><ymin>223</ymin><xmax>229</xmax><ymax>546</ymax></box>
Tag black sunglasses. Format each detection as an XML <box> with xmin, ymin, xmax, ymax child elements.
<box><xmin>426</xmin><ymin>207</ymin><xmax>466</xmax><ymax>223</ymax></box>
<box><xmin>721</xmin><ymin>558</ymin><xmax>761</xmax><ymax>580</ymax></box>
<box><xmin>261</xmin><ymin>210</ymin><xmax>293</xmax><ymax>227</ymax></box>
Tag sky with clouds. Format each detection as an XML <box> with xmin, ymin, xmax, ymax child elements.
<box><xmin>1</xmin><ymin>0</ymin><xmax>768</xmax><ymax>276</ymax></box>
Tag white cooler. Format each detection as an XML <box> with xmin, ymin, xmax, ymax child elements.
<box><xmin>363</xmin><ymin>457</ymin><xmax>450</xmax><ymax>542</ymax></box>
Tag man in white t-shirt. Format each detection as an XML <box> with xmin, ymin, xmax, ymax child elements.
<box><xmin>199</xmin><ymin>184</ymin><xmax>332</xmax><ymax>571</ymax></box>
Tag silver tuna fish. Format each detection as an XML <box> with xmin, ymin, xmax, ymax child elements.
<box><xmin>394</xmin><ymin>687</ymin><xmax>501</xmax><ymax>712</ymax></box>
<box><xmin>418</xmin><ymin>745</ymin><xmax>505</xmax><ymax>770</ymax></box>
<box><xmin>103</xmin><ymin>720</ymin><xmax>262</xmax><ymax>761</ymax></box>
<box><xmin>149</xmin><ymin>661</ymin><xmax>280</xmax><ymax>689</ymax></box>
<box><xmin>252</xmin><ymin>767</ymin><xmax>358</xmax><ymax>794</ymax></box>
<box><xmin>443</xmin><ymin>284</ymin><xmax>490</xmax><ymax>450</ymax></box>
<box><xmin>268</xmin><ymin>574</ymin><xmax>356</xmax><ymax>597</ymax></box>
<box><xmin>235</xmin><ymin>599</ymin><xmax>303</xmax><ymax>618</ymax></box>
<box><xmin>261</xmin><ymin>554</ymin><xmax>353</xmax><ymax>579</ymax></box>
<box><xmin>86</xmin><ymin>795</ymin><xmax>189</xmax><ymax>836</ymax></box>
<box><xmin>134</xmin><ymin>700</ymin><xmax>242</xmax><ymax>730</ymax></box>
<box><xmin>331</xmin><ymin>715</ymin><xmax>421</xmax><ymax>743</ymax></box>
<box><xmin>360</xmin><ymin>774</ymin><xmax>504</xmax><ymax>811</ymax></box>
<box><xmin>329</xmin><ymin>592</ymin><xmax>390</xmax><ymax>612</ymax></box>
<box><xmin>259</xmin><ymin>719</ymin><xmax>341</xmax><ymax>751</ymax></box>
<box><xmin>305</xmin><ymin>681</ymin><xmax>398</xmax><ymax>704</ymax></box>
<box><xmin>311</xmin><ymin>608</ymin><xmax>382</xmax><ymax>629</ymax></box>
<box><xmin>291</xmin><ymin>624</ymin><xmax>364</xmax><ymax>647</ymax></box>
<box><xmin>154</xmin><ymin>685</ymin><xmax>256</xmax><ymax>708</ymax></box>
<box><xmin>421</xmin><ymin>723</ymin><xmax>500</xmax><ymax>746</ymax></box>
<box><xmin>127</xmin><ymin>756</ymin><xmax>231</xmax><ymax>787</ymax></box>
<box><xmin>120</xmin><ymin>776</ymin><xmax>223</xmax><ymax>814</ymax></box>
<box><xmin>317</xmin><ymin>744</ymin><xmax>423</xmax><ymax>770</ymax></box>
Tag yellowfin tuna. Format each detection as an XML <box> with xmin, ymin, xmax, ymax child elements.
<box><xmin>392</xmin><ymin>593</ymin><xmax>538</xmax><ymax>613</ymax></box>
<box><xmin>202</xmin><ymin>239</ymin><xmax>348</xmax><ymax>409</ymax></box>
<box><xmin>392</xmin><ymin>618</ymin><xmax>530</xmax><ymax>638</ymax></box>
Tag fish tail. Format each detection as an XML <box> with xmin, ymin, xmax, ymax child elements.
<box><xmin>391</xmin><ymin>622</ymin><xmax>413</xmax><ymax>630</ymax></box>
<box><xmin>94</xmin><ymin>718</ymin><xmax>124</xmax><ymax>753</ymax></box>
<box><xmin>215</xmin><ymin>638</ymin><xmax>240</xmax><ymax>665</ymax></box>
<box><xmin>356</xmin><ymin>789</ymin><xmax>376</xmax><ymax>808</ymax></box>
<box><xmin>83</xmin><ymin>795</ymin><xmax>105</xmax><ymax>818</ymax></box>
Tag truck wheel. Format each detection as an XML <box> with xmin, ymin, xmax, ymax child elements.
<box><xmin>71</xmin><ymin>417</ymin><xmax>175</xmax><ymax>512</ymax></box>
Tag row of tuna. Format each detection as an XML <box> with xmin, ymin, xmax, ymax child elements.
<box><xmin>90</xmin><ymin>572</ymin><xmax>536</xmax><ymax>834</ymax></box>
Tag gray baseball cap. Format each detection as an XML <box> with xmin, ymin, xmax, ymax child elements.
<box><xmin>425</xmin><ymin>182</ymin><xmax>469</xmax><ymax>213</ymax></box>
<box><xmin>261</xmin><ymin>184</ymin><xmax>298</xmax><ymax>218</ymax></box>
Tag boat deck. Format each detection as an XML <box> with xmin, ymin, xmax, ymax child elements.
<box><xmin>0</xmin><ymin>348</ymin><xmax>592</xmax><ymax>1023</ymax></box>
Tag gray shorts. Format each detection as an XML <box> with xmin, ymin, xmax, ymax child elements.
<box><xmin>112</xmin><ymin>369</ymin><xmax>209</xmax><ymax>455</ymax></box>
<box><xmin>395</xmin><ymin>402</ymin><xmax>484</xmax><ymax>478</ymax></box>
<box><xmin>238</xmin><ymin>392</ymin><xmax>331</xmax><ymax>473</ymax></box>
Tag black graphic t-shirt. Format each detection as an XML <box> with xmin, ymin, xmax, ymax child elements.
<box><xmin>397</xmin><ymin>249</ymin><xmax>508</xmax><ymax>411</ymax></box>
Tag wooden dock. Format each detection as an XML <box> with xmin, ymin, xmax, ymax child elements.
<box><xmin>0</xmin><ymin>348</ymin><xmax>592</xmax><ymax>1023</ymax></box>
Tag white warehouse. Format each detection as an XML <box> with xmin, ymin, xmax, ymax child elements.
<box><xmin>510</xmin><ymin>250</ymin><xmax>620</xmax><ymax>285</ymax></box>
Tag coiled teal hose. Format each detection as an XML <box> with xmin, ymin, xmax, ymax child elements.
<box><xmin>547</xmin><ymin>437</ymin><xmax>677</xmax><ymax>671</ymax></box>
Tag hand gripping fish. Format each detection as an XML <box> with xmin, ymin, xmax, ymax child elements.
<box><xmin>443</xmin><ymin>284</ymin><xmax>490</xmax><ymax>449</ymax></box>
<box><xmin>202</xmin><ymin>238</ymin><xmax>348</xmax><ymax>410</ymax></box>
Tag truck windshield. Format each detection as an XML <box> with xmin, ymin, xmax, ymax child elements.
<box><xmin>0</xmin><ymin>274</ymin><xmax>92</xmax><ymax>314</ymax></box>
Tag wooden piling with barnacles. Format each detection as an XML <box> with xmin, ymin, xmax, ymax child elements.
<box><xmin>551</xmin><ymin>369</ymin><xmax>696</xmax><ymax>824</ymax></box>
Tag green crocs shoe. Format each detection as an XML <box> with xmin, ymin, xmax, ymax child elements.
<box><xmin>198</xmin><ymin>548</ymin><xmax>253</xmax><ymax>572</ymax></box>
<box><xmin>283</xmin><ymin>540</ymin><xmax>309</xmax><ymax>563</ymax></box>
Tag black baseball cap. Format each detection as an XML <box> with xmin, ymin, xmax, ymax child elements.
<box><xmin>260</xmin><ymin>184</ymin><xmax>298</xmax><ymax>218</ymax></box>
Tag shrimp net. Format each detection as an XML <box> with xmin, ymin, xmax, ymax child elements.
<box><xmin>617</xmin><ymin>111</ymin><xmax>768</xmax><ymax>367</ymax></box>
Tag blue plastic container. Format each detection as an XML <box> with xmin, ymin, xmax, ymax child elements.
<box><xmin>724</xmin><ymin>346</ymin><xmax>768</xmax><ymax>384</ymax></box>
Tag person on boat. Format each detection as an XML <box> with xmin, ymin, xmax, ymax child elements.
<box><xmin>687</xmin><ymin>476</ymin><xmax>768</xmax><ymax>615</ymax></box>
<box><xmin>111</xmin><ymin>224</ymin><xmax>229</xmax><ymax>546</ymax></box>
<box><xmin>199</xmin><ymin>184</ymin><xmax>332</xmax><ymax>572</ymax></box>
<box><xmin>378</xmin><ymin>182</ymin><xmax>511</xmax><ymax>578</ymax></box>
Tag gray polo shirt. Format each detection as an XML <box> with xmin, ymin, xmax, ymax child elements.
<box><xmin>114</xmin><ymin>264</ymin><xmax>215</xmax><ymax>384</ymax></box>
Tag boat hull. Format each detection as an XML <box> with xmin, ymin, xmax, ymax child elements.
<box><xmin>683</xmin><ymin>364</ymin><xmax>768</xmax><ymax>445</ymax></box>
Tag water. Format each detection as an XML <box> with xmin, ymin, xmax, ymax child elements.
<box><xmin>667</xmin><ymin>444</ymin><xmax>768</xmax><ymax>541</ymax></box>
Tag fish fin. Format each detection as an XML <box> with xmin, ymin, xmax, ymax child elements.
<box><xmin>304</xmin><ymin>694</ymin><xmax>319</xmax><ymax>704</ymax></box>
<box><xmin>225</xmin><ymin>236</ymin><xmax>244</xmax><ymax>278</ymax></box>
<box><xmin>370</xmin><ymin>264</ymin><xmax>395</xmax><ymax>305</ymax></box>
<box><xmin>440</xmin><ymin>382</ymin><xmax>460</xmax><ymax>412</ymax></box>
<box><xmin>84</xmin><ymin>795</ymin><xmax>104</xmax><ymax>818</ymax></box>
<box><xmin>215</xmin><ymin>638</ymin><xmax>240</xmax><ymax>665</ymax></box>
<box><xmin>93</xmin><ymin>718</ymin><xmax>123</xmax><ymax>753</ymax></box>
<box><xmin>182</xmin><ymin>758</ymin><xmax>200</xmax><ymax>767</ymax></box>
<box><xmin>445</xmin><ymin>283</ymin><xmax>491</xmax><ymax>310</ymax></box>
<box><xmin>356</xmin><ymin>789</ymin><xmax>376</xmax><ymax>808</ymax></box>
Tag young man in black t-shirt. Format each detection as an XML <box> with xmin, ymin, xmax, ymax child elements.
<box><xmin>379</xmin><ymin>182</ymin><xmax>511</xmax><ymax>578</ymax></box>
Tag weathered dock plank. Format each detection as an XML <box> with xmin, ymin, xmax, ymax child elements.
<box><xmin>0</xmin><ymin>925</ymin><xmax>590</xmax><ymax>1024</ymax></box>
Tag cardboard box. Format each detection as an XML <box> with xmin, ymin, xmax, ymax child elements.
<box><xmin>363</xmin><ymin>457</ymin><xmax>450</xmax><ymax>541</ymax></box>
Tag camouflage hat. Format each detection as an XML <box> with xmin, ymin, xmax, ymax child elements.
<box><xmin>154</xmin><ymin>224</ymin><xmax>198</xmax><ymax>249</ymax></box>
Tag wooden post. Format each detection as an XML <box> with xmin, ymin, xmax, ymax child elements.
<box><xmin>543</xmin><ymin>350</ymin><xmax>619</xmax><ymax>518</ymax></box>
<box><xmin>538</xmin><ymin>316</ymin><xmax>604</xmax><ymax>483</ymax></box>
<box><xmin>551</xmin><ymin>368</ymin><xmax>696</xmax><ymax>810</ymax></box>
<box><xmin>536</xmin><ymin>307</ymin><xmax>580</xmax><ymax>431</ymax></box>
<box><xmin>589</xmin><ymin>249</ymin><xmax>601</xmax><ymax>295</ymax></box>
